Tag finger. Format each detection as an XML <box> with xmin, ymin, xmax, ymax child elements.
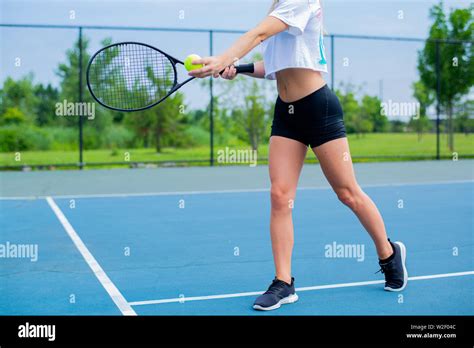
<box><xmin>193</xmin><ymin>69</ymin><xmax>214</xmax><ymax>78</ymax></box>
<box><xmin>188</xmin><ymin>65</ymin><xmax>213</xmax><ymax>77</ymax></box>
<box><xmin>192</xmin><ymin>57</ymin><xmax>211</xmax><ymax>66</ymax></box>
<box><xmin>189</xmin><ymin>71</ymin><xmax>207</xmax><ymax>78</ymax></box>
<box><xmin>226</xmin><ymin>67</ymin><xmax>235</xmax><ymax>79</ymax></box>
<box><xmin>221</xmin><ymin>67</ymin><xmax>230</xmax><ymax>79</ymax></box>
<box><xmin>188</xmin><ymin>71</ymin><xmax>204</xmax><ymax>78</ymax></box>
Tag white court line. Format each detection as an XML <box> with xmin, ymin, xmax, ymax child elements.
<box><xmin>46</xmin><ymin>196</ymin><xmax>136</xmax><ymax>316</ymax></box>
<box><xmin>1</xmin><ymin>179</ymin><xmax>473</xmax><ymax>200</ymax></box>
<box><xmin>128</xmin><ymin>270</ymin><xmax>474</xmax><ymax>306</ymax></box>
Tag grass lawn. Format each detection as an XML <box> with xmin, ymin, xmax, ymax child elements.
<box><xmin>1</xmin><ymin>133</ymin><xmax>472</xmax><ymax>169</ymax></box>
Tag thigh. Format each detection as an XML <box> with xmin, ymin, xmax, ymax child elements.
<box><xmin>269</xmin><ymin>136</ymin><xmax>308</xmax><ymax>189</ymax></box>
<box><xmin>312</xmin><ymin>137</ymin><xmax>357</xmax><ymax>189</ymax></box>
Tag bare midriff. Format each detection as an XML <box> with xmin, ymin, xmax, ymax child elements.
<box><xmin>275</xmin><ymin>68</ymin><xmax>326</xmax><ymax>103</ymax></box>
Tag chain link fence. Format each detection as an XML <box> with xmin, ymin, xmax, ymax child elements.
<box><xmin>0</xmin><ymin>23</ymin><xmax>472</xmax><ymax>170</ymax></box>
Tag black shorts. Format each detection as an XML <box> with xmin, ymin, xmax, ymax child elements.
<box><xmin>271</xmin><ymin>84</ymin><xmax>347</xmax><ymax>148</ymax></box>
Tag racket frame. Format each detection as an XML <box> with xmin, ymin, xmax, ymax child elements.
<box><xmin>86</xmin><ymin>41</ymin><xmax>195</xmax><ymax>112</ymax></box>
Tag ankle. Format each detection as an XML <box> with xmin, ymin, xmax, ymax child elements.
<box><xmin>378</xmin><ymin>241</ymin><xmax>394</xmax><ymax>260</ymax></box>
<box><xmin>276</xmin><ymin>275</ymin><xmax>292</xmax><ymax>285</ymax></box>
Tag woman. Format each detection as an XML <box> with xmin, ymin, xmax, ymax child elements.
<box><xmin>189</xmin><ymin>0</ymin><xmax>408</xmax><ymax>311</ymax></box>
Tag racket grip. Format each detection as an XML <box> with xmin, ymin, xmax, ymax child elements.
<box><xmin>220</xmin><ymin>63</ymin><xmax>255</xmax><ymax>75</ymax></box>
<box><xmin>235</xmin><ymin>63</ymin><xmax>255</xmax><ymax>74</ymax></box>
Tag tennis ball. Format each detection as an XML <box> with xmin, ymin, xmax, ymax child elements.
<box><xmin>184</xmin><ymin>54</ymin><xmax>203</xmax><ymax>71</ymax></box>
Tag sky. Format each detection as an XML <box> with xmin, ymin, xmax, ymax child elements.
<box><xmin>0</xmin><ymin>0</ymin><xmax>471</xmax><ymax>111</ymax></box>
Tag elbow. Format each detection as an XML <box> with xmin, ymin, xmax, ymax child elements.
<box><xmin>252</xmin><ymin>28</ymin><xmax>270</xmax><ymax>45</ymax></box>
<box><xmin>256</xmin><ymin>32</ymin><xmax>267</xmax><ymax>44</ymax></box>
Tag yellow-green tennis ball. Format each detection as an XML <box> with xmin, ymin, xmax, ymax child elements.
<box><xmin>184</xmin><ymin>54</ymin><xmax>203</xmax><ymax>71</ymax></box>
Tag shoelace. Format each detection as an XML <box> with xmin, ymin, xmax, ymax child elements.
<box><xmin>264</xmin><ymin>280</ymin><xmax>287</xmax><ymax>295</ymax></box>
<box><xmin>375</xmin><ymin>263</ymin><xmax>391</xmax><ymax>275</ymax></box>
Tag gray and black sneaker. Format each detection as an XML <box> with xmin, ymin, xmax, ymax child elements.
<box><xmin>377</xmin><ymin>239</ymin><xmax>408</xmax><ymax>291</ymax></box>
<box><xmin>253</xmin><ymin>277</ymin><xmax>298</xmax><ymax>311</ymax></box>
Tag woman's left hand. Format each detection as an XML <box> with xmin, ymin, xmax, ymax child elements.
<box><xmin>188</xmin><ymin>55</ymin><xmax>229</xmax><ymax>78</ymax></box>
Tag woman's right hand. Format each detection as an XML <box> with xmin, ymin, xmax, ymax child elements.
<box><xmin>220</xmin><ymin>65</ymin><xmax>238</xmax><ymax>80</ymax></box>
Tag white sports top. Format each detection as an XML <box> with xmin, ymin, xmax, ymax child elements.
<box><xmin>262</xmin><ymin>0</ymin><xmax>328</xmax><ymax>80</ymax></box>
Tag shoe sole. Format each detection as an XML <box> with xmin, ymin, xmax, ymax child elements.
<box><xmin>384</xmin><ymin>241</ymin><xmax>408</xmax><ymax>292</ymax></box>
<box><xmin>253</xmin><ymin>293</ymin><xmax>299</xmax><ymax>311</ymax></box>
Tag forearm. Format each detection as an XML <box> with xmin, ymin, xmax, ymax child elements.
<box><xmin>189</xmin><ymin>16</ymin><xmax>286</xmax><ymax>78</ymax></box>
<box><xmin>220</xmin><ymin>29</ymin><xmax>265</xmax><ymax>67</ymax></box>
<box><xmin>220</xmin><ymin>16</ymin><xmax>286</xmax><ymax>69</ymax></box>
<box><xmin>242</xmin><ymin>61</ymin><xmax>265</xmax><ymax>79</ymax></box>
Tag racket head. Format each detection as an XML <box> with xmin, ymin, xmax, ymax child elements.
<box><xmin>86</xmin><ymin>42</ymin><xmax>180</xmax><ymax>112</ymax></box>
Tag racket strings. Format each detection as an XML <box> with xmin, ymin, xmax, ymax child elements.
<box><xmin>88</xmin><ymin>43</ymin><xmax>175</xmax><ymax>110</ymax></box>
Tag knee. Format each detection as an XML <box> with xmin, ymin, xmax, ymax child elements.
<box><xmin>271</xmin><ymin>184</ymin><xmax>294</xmax><ymax>212</ymax></box>
<box><xmin>336</xmin><ymin>186</ymin><xmax>363</xmax><ymax>211</ymax></box>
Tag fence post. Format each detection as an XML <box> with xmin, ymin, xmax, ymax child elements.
<box><xmin>331</xmin><ymin>34</ymin><xmax>335</xmax><ymax>90</ymax></box>
<box><xmin>435</xmin><ymin>40</ymin><xmax>441</xmax><ymax>160</ymax></box>
<box><xmin>78</xmin><ymin>27</ymin><xmax>84</xmax><ymax>169</ymax></box>
<box><xmin>209</xmin><ymin>30</ymin><xmax>214</xmax><ymax>167</ymax></box>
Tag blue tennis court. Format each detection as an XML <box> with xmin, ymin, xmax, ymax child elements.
<box><xmin>1</xmin><ymin>161</ymin><xmax>473</xmax><ymax>315</ymax></box>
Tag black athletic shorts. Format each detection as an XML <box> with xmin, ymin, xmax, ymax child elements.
<box><xmin>271</xmin><ymin>84</ymin><xmax>347</xmax><ymax>148</ymax></box>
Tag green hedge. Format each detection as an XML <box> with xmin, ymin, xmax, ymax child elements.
<box><xmin>0</xmin><ymin>125</ymin><xmax>138</xmax><ymax>152</ymax></box>
<box><xmin>0</xmin><ymin>126</ymin><xmax>51</xmax><ymax>152</ymax></box>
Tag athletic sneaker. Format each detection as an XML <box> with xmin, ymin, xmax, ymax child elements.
<box><xmin>377</xmin><ymin>239</ymin><xmax>408</xmax><ymax>291</ymax></box>
<box><xmin>253</xmin><ymin>277</ymin><xmax>298</xmax><ymax>311</ymax></box>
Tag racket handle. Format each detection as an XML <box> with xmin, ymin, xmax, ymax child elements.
<box><xmin>235</xmin><ymin>63</ymin><xmax>255</xmax><ymax>74</ymax></box>
<box><xmin>220</xmin><ymin>63</ymin><xmax>255</xmax><ymax>75</ymax></box>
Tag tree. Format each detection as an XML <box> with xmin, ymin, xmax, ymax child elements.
<box><xmin>0</xmin><ymin>107</ymin><xmax>29</xmax><ymax>125</ymax></box>
<box><xmin>360</xmin><ymin>95</ymin><xmax>388</xmax><ymax>133</ymax></box>
<box><xmin>0</xmin><ymin>77</ymin><xmax>61</xmax><ymax>127</ymax></box>
<box><xmin>124</xmin><ymin>109</ymin><xmax>154</xmax><ymax>148</ymax></box>
<box><xmin>124</xmin><ymin>72</ymin><xmax>189</xmax><ymax>151</ymax></box>
<box><xmin>454</xmin><ymin>99</ymin><xmax>474</xmax><ymax>135</ymax></box>
<box><xmin>409</xmin><ymin>81</ymin><xmax>434</xmax><ymax>140</ymax></box>
<box><xmin>196</xmin><ymin>96</ymin><xmax>236</xmax><ymax>146</ymax></box>
<box><xmin>229</xmin><ymin>79</ymin><xmax>269</xmax><ymax>151</ymax></box>
<box><xmin>145</xmin><ymin>65</ymin><xmax>189</xmax><ymax>152</ymax></box>
<box><xmin>150</xmin><ymin>91</ymin><xmax>189</xmax><ymax>152</ymax></box>
<box><xmin>417</xmin><ymin>2</ymin><xmax>473</xmax><ymax>150</ymax></box>
<box><xmin>56</xmin><ymin>37</ymin><xmax>112</xmax><ymax>133</ymax></box>
<box><xmin>390</xmin><ymin>120</ymin><xmax>406</xmax><ymax>133</ymax></box>
<box><xmin>203</xmin><ymin>52</ymin><xmax>272</xmax><ymax>150</ymax></box>
<box><xmin>335</xmin><ymin>89</ymin><xmax>357</xmax><ymax>133</ymax></box>
<box><xmin>34</xmin><ymin>83</ymin><xmax>60</xmax><ymax>126</ymax></box>
<box><xmin>335</xmin><ymin>84</ymin><xmax>372</xmax><ymax>137</ymax></box>
<box><xmin>230</xmin><ymin>81</ymin><xmax>268</xmax><ymax>151</ymax></box>
<box><xmin>0</xmin><ymin>75</ymin><xmax>37</xmax><ymax>121</ymax></box>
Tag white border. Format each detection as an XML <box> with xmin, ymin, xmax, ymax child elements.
<box><xmin>129</xmin><ymin>271</ymin><xmax>474</xmax><ymax>306</ymax></box>
<box><xmin>1</xmin><ymin>179</ymin><xmax>472</xmax><ymax>200</ymax></box>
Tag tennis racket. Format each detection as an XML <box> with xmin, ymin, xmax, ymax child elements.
<box><xmin>86</xmin><ymin>41</ymin><xmax>254</xmax><ymax>112</ymax></box>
